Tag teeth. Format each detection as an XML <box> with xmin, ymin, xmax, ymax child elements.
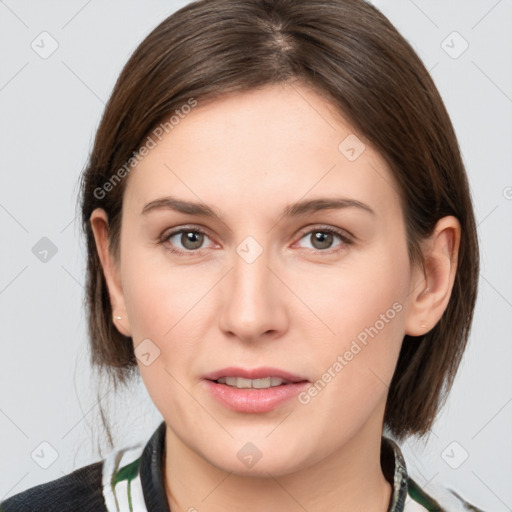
<box><xmin>216</xmin><ymin>377</ymin><xmax>286</xmax><ymax>389</ymax></box>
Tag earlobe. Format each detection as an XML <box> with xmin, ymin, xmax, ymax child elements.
<box><xmin>112</xmin><ymin>313</ymin><xmax>131</xmax><ymax>337</ymax></box>
<box><xmin>89</xmin><ymin>208</ymin><xmax>132</xmax><ymax>337</ymax></box>
<box><xmin>405</xmin><ymin>216</ymin><xmax>461</xmax><ymax>337</ymax></box>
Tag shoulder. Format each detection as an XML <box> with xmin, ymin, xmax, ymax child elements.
<box><xmin>0</xmin><ymin>423</ymin><xmax>164</xmax><ymax>512</ymax></box>
<box><xmin>0</xmin><ymin>461</ymin><xmax>106</xmax><ymax>512</ymax></box>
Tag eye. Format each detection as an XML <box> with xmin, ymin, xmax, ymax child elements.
<box><xmin>159</xmin><ymin>225</ymin><xmax>353</xmax><ymax>256</ymax></box>
<box><xmin>160</xmin><ymin>227</ymin><xmax>215</xmax><ymax>255</ymax></box>
<box><xmin>295</xmin><ymin>226</ymin><xmax>352</xmax><ymax>253</ymax></box>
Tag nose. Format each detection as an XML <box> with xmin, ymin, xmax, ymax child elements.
<box><xmin>218</xmin><ymin>241</ymin><xmax>289</xmax><ymax>343</ymax></box>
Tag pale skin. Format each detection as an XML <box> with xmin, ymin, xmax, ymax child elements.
<box><xmin>90</xmin><ymin>82</ymin><xmax>460</xmax><ymax>512</ymax></box>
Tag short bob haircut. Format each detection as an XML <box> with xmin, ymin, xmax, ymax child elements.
<box><xmin>79</xmin><ymin>0</ymin><xmax>479</xmax><ymax>445</ymax></box>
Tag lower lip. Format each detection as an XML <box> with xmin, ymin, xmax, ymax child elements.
<box><xmin>203</xmin><ymin>380</ymin><xmax>309</xmax><ymax>413</ymax></box>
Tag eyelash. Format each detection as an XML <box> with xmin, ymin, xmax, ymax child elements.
<box><xmin>159</xmin><ymin>225</ymin><xmax>353</xmax><ymax>257</ymax></box>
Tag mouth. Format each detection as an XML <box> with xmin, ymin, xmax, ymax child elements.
<box><xmin>202</xmin><ymin>367</ymin><xmax>310</xmax><ymax>413</ymax></box>
<box><xmin>214</xmin><ymin>376</ymin><xmax>298</xmax><ymax>389</ymax></box>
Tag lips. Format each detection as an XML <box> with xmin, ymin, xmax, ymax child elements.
<box><xmin>202</xmin><ymin>367</ymin><xmax>310</xmax><ymax>413</ymax></box>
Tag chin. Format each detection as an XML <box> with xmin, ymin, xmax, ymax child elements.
<box><xmin>197</xmin><ymin>436</ymin><xmax>317</xmax><ymax>478</ymax></box>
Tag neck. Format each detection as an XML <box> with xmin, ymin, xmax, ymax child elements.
<box><xmin>163</xmin><ymin>417</ymin><xmax>393</xmax><ymax>512</ymax></box>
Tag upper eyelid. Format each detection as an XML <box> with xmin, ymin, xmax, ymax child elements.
<box><xmin>163</xmin><ymin>225</ymin><xmax>214</xmax><ymax>240</ymax></box>
<box><xmin>296</xmin><ymin>224</ymin><xmax>353</xmax><ymax>240</ymax></box>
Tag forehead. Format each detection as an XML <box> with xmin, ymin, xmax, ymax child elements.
<box><xmin>124</xmin><ymin>83</ymin><xmax>401</xmax><ymax>220</ymax></box>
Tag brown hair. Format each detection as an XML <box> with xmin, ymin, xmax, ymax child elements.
<box><xmin>78</xmin><ymin>0</ymin><xmax>479</xmax><ymax>446</ymax></box>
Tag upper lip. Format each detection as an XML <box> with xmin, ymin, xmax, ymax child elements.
<box><xmin>203</xmin><ymin>367</ymin><xmax>309</xmax><ymax>383</ymax></box>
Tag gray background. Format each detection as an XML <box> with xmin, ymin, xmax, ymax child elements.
<box><xmin>1</xmin><ymin>0</ymin><xmax>511</xmax><ymax>510</ymax></box>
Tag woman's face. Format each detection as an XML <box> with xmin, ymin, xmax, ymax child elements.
<box><xmin>104</xmin><ymin>83</ymin><xmax>423</xmax><ymax>475</ymax></box>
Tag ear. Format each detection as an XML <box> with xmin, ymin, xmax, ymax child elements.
<box><xmin>405</xmin><ymin>216</ymin><xmax>461</xmax><ymax>336</ymax></box>
<box><xmin>89</xmin><ymin>208</ymin><xmax>132</xmax><ymax>337</ymax></box>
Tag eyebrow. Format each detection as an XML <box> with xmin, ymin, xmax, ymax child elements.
<box><xmin>141</xmin><ymin>196</ymin><xmax>375</xmax><ymax>219</ymax></box>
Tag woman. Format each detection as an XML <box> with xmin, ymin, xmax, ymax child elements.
<box><xmin>0</xmin><ymin>0</ymin><xmax>480</xmax><ymax>510</ymax></box>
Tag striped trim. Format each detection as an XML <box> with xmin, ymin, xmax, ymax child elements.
<box><xmin>407</xmin><ymin>478</ymin><xmax>444</xmax><ymax>511</ymax></box>
<box><xmin>102</xmin><ymin>443</ymin><xmax>147</xmax><ymax>512</ymax></box>
<box><xmin>99</xmin><ymin>432</ymin><xmax>445</xmax><ymax>512</ymax></box>
<box><xmin>404</xmin><ymin>494</ymin><xmax>429</xmax><ymax>511</ymax></box>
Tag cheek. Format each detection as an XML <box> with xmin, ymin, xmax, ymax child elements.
<box><xmin>121</xmin><ymin>237</ymin><xmax>212</xmax><ymax>341</ymax></box>
<box><xmin>309</xmin><ymin>242</ymin><xmax>409</xmax><ymax>343</ymax></box>
<box><xmin>121</xmin><ymin>253</ymin><xmax>209</xmax><ymax>418</ymax></box>
<box><xmin>120</xmin><ymin>244</ymin><xmax>223</xmax><ymax>389</ymax></box>
<box><xmin>298</xmin><ymin>242</ymin><xmax>410</xmax><ymax>402</ymax></box>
